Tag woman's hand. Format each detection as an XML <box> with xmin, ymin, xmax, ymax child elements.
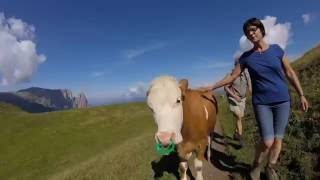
<box><xmin>235</xmin><ymin>96</ymin><xmax>242</xmax><ymax>102</ymax></box>
<box><xmin>300</xmin><ymin>96</ymin><xmax>309</xmax><ymax>112</ymax></box>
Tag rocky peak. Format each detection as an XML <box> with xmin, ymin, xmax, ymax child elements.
<box><xmin>11</xmin><ymin>87</ymin><xmax>88</xmax><ymax>112</ymax></box>
<box><xmin>73</xmin><ymin>92</ymin><xmax>88</xmax><ymax>108</ymax></box>
<box><xmin>61</xmin><ymin>89</ymin><xmax>73</xmax><ymax>100</ymax></box>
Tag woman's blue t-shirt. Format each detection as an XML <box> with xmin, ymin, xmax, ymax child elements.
<box><xmin>239</xmin><ymin>44</ymin><xmax>290</xmax><ymax>105</ymax></box>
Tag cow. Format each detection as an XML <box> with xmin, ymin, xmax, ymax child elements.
<box><xmin>147</xmin><ymin>75</ymin><xmax>218</xmax><ymax>180</ymax></box>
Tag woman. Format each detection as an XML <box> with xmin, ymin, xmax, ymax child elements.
<box><xmin>224</xmin><ymin>61</ymin><xmax>251</xmax><ymax>149</ymax></box>
<box><xmin>200</xmin><ymin>17</ymin><xmax>309</xmax><ymax>180</ymax></box>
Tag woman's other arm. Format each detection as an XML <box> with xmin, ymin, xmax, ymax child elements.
<box><xmin>282</xmin><ymin>56</ymin><xmax>309</xmax><ymax>112</ymax></box>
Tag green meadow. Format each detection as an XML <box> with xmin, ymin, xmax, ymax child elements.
<box><xmin>0</xmin><ymin>103</ymin><xmax>162</xmax><ymax>179</ymax></box>
<box><xmin>0</xmin><ymin>44</ymin><xmax>319</xmax><ymax>179</ymax></box>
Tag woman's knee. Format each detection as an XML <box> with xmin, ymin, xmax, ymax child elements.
<box><xmin>272</xmin><ymin>139</ymin><xmax>283</xmax><ymax>150</ymax></box>
<box><xmin>233</xmin><ymin>111</ymin><xmax>241</xmax><ymax>119</ymax></box>
<box><xmin>262</xmin><ymin>139</ymin><xmax>274</xmax><ymax>149</ymax></box>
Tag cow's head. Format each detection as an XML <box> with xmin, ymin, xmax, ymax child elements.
<box><xmin>146</xmin><ymin>76</ymin><xmax>184</xmax><ymax>147</ymax></box>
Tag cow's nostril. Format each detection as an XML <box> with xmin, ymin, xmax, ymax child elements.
<box><xmin>156</xmin><ymin>132</ymin><xmax>173</xmax><ymax>146</ymax></box>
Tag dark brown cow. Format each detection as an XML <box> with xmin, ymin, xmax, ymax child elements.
<box><xmin>147</xmin><ymin>76</ymin><xmax>218</xmax><ymax>180</ymax></box>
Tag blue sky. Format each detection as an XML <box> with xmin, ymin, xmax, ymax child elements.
<box><xmin>0</xmin><ymin>0</ymin><xmax>319</xmax><ymax>105</ymax></box>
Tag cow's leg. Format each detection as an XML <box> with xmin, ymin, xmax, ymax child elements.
<box><xmin>194</xmin><ymin>157</ymin><xmax>204</xmax><ymax>180</ymax></box>
<box><xmin>207</xmin><ymin>135</ymin><xmax>211</xmax><ymax>161</ymax></box>
<box><xmin>194</xmin><ymin>139</ymin><xmax>207</xmax><ymax>180</ymax></box>
<box><xmin>178</xmin><ymin>142</ymin><xmax>193</xmax><ymax>180</ymax></box>
<box><xmin>179</xmin><ymin>152</ymin><xmax>192</xmax><ymax>180</ymax></box>
<box><xmin>179</xmin><ymin>160</ymin><xmax>188</xmax><ymax>180</ymax></box>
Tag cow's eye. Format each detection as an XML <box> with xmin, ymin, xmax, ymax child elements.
<box><xmin>176</xmin><ymin>98</ymin><xmax>181</xmax><ymax>103</ymax></box>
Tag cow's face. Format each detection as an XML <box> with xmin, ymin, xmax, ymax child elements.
<box><xmin>147</xmin><ymin>76</ymin><xmax>183</xmax><ymax>146</ymax></box>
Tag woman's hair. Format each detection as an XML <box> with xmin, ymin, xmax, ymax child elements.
<box><xmin>243</xmin><ymin>17</ymin><xmax>266</xmax><ymax>37</ymax></box>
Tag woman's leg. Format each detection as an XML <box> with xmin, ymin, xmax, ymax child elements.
<box><xmin>265</xmin><ymin>101</ymin><xmax>290</xmax><ymax>180</ymax></box>
<box><xmin>268</xmin><ymin>101</ymin><xmax>290</xmax><ymax>164</ymax></box>
<box><xmin>234</xmin><ymin>112</ymin><xmax>243</xmax><ymax>135</ymax></box>
<box><xmin>253</xmin><ymin>103</ymin><xmax>275</xmax><ymax>158</ymax></box>
<box><xmin>250</xmin><ymin>104</ymin><xmax>274</xmax><ymax>179</ymax></box>
<box><xmin>268</xmin><ymin>138</ymin><xmax>282</xmax><ymax>164</ymax></box>
<box><xmin>255</xmin><ymin>139</ymin><xmax>274</xmax><ymax>163</ymax></box>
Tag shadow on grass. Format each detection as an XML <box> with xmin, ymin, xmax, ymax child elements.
<box><xmin>151</xmin><ymin>132</ymin><xmax>255</xmax><ymax>180</ymax></box>
<box><xmin>212</xmin><ymin>132</ymin><xmax>243</xmax><ymax>150</ymax></box>
<box><xmin>150</xmin><ymin>151</ymin><xmax>195</xmax><ymax>180</ymax></box>
<box><xmin>211</xmin><ymin>132</ymin><xmax>252</xmax><ymax>179</ymax></box>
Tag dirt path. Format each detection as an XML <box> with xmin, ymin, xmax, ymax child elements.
<box><xmin>151</xmin><ymin>118</ymin><xmax>241</xmax><ymax>179</ymax></box>
<box><xmin>188</xmin><ymin>119</ymin><xmax>232</xmax><ymax>180</ymax></box>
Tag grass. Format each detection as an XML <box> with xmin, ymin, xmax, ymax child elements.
<box><xmin>218</xmin><ymin>43</ymin><xmax>320</xmax><ymax>179</ymax></box>
<box><xmin>0</xmin><ymin>44</ymin><xmax>318</xmax><ymax>180</ymax></box>
<box><xmin>0</xmin><ymin>102</ymin><xmax>163</xmax><ymax>179</ymax></box>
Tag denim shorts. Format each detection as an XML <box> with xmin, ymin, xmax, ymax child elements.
<box><xmin>253</xmin><ymin>101</ymin><xmax>291</xmax><ymax>140</ymax></box>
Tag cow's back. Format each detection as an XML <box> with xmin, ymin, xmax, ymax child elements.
<box><xmin>181</xmin><ymin>89</ymin><xmax>217</xmax><ymax>142</ymax></box>
<box><xmin>201</xmin><ymin>91</ymin><xmax>218</xmax><ymax>134</ymax></box>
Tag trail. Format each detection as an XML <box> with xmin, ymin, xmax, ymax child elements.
<box><xmin>152</xmin><ymin>118</ymin><xmax>249</xmax><ymax>179</ymax></box>
<box><xmin>188</xmin><ymin>119</ymin><xmax>232</xmax><ymax>180</ymax></box>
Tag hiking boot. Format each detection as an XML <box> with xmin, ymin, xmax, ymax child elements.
<box><xmin>250</xmin><ymin>161</ymin><xmax>262</xmax><ymax>180</ymax></box>
<box><xmin>233</xmin><ymin>132</ymin><xmax>245</xmax><ymax>149</ymax></box>
<box><xmin>233</xmin><ymin>132</ymin><xmax>241</xmax><ymax>140</ymax></box>
<box><xmin>265</xmin><ymin>163</ymin><xmax>279</xmax><ymax>180</ymax></box>
<box><xmin>239</xmin><ymin>137</ymin><xmax>245</xmax><ymax>149</ymax></box>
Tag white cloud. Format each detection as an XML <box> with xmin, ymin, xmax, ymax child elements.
<box><xmin>234</xmin><ymin>16</ymin><xmax>292</xmax><ymax>59</ymax></box>
<box><xmin>302</xmin><ymin>13</ymin><xmax>311</xmax><ymax>24</ymax></box>
<box><xmin>124</xmin><ymin>42</ymin><xmax>167</xmax><ymax>59</ymax></box>
<box><xmin>0</xmin><ymin>13</ymin><xmax>46</xmax><ymax>85</ymax></box>
<box><xmin>123</xmin><ymin>82</ymin><xmax>147</xmax><ymax>99</ymax></box>
<box><xmin>88</xmin><ymin>82</ymin><xmax>148</xmax><ymax>105</ymax></box>
<box><xmin>91</xmin><ymin>71</ymin><xmax>105</xmax><ymax>77</ymax></box>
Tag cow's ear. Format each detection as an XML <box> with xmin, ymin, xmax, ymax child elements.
<box><xmin>179</xmin><ymin>79</ymin><xmax>188</xmax><ymax>97</ymax></box>
<box><xmin>179</xmin><ymin>79</ymin><xmax>188</xmax><ymax>92</ymax></box>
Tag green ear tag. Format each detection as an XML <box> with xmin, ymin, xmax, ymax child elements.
<box><xmin>155</xmin><ymin>140</ymin><xmax>176</xmax><ymax>155</ymax></box>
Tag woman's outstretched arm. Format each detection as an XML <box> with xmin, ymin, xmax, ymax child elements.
<box><xmin>199</xmin><ymin>63</ymin><xmax>243</xmax><ymax>91</ymax></box>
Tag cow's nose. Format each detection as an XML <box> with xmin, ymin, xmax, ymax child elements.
<box><xmin>155</xmin><ymin>132</ymin><xmax>174</xmax><ymax>146</ymax></box>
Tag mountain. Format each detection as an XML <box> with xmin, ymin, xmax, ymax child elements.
<box><xmin>0</xmin><ymin>92</ymin><xmax>54</xmax><ymax>113</ymax></box>
<box><xmin>0</xmin><ymin>87</ymin><xmax>88</xmax><ymax>113</ymax></box>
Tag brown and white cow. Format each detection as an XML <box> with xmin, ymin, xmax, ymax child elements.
<box><xmin>147</xmin><ymin>76</ymin><xmax>218</xmax><ymax>180</ymax></box>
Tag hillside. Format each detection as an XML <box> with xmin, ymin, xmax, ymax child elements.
<box><xmin>0</xmin><ymin>102</ymin><xmax>161</xmax><ymax>179</ymax></box>
<box><xmin>291</xmin><ymin>44</ymin><xmax>320</xmax><ymax>116</ymax></box>
<box><xmin>0</xmin><ymin>93</ymin><xmax>54</xmax><ymax>113</ymax></box>
<box><xmin>0</xmin><ymin>102</ymin><xmax>24</xmax><ymax>113</ymax></box>
<box><xmin>1</xmin><ymin>44</ymin><xmax>318</xmax><ymax>179</ymax></box>
<box><xmin>220</xmin><ymin>44</ymin><xmax>320</xmax><ymax>179</ymax></box>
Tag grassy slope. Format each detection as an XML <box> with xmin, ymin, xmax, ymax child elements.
<box><xmin>0</xmin><ymin>102</ymin><xmax>164</xmax><ymax>179</ymax></box>
<box><xmin>220</xmin><ymin>44</ymin><xmax>320</xmax><ymax>179</ymax></box>
<box><xmin>291</xmin><ymin>44</ymin><xmax>320</xmax><ymax>111</ymax></box>
<box><xmin>1</xmin><ymin>45</ymin><xmax>318</xmax><ymax>180</ymax></box>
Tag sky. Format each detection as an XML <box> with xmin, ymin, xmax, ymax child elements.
<box><xmin>0</xmin><ymin>0</ymin><xmax>319</xmax><ymax>105</ymax></box>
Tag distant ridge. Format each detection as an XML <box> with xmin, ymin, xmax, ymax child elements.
<box><xmin>0</xmin><ymin>93</ymin><xmax>53</xmax><ymax>113</ymax></box>
<box><xmin>0</xmin><ymin>87</ymin><xmax>88</xmax><ymax>113</ymax></box>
